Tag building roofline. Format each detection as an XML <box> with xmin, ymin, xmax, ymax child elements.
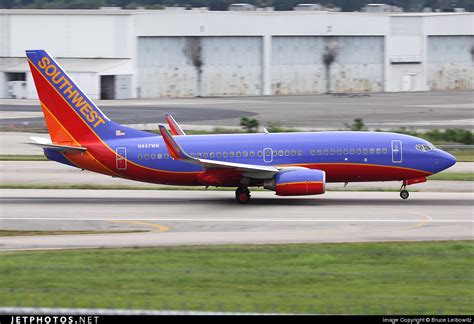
<box><xmin>0</xmin><ymin>9</ymin><xmax>473</xmax><ymax>16</ymax></box>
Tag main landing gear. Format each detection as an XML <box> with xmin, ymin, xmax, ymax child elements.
<box><xmin>235</xmin><ymin>186</ymin><xmax>251</xmax><ymax>204</ymax></box>
<box><xmin>400</xmin><ymin>184</ymin><xmax>409</xmax><ymax>200</ymax></box>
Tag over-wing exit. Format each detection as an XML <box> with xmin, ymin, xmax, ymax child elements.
<box><xmin>26</xmin><ymin>50</ymin><xmax>456</xmax><ymax>203</ymax></box>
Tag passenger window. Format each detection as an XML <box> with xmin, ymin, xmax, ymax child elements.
<box><xmin>265</xmin><ymin>150</ymin><xmax>271</xmax><ymax>156</ymax></box>
<box><xmin>236</xmin><ymin>151</ymin><xmax>241</xmax><ymax>157</ymax></box>
<box><xmin>330</xmin><ymin>149</ymin><xmax>335</xmax><ymax>155</ymax></box>
<box><xmin>273</xmin><ymin>150</ymin><xmax>277</xmax><ymax>156</ymax></box>
<box><xmin>151</xmin><ymin>154</ymin><xmax>156</xmax><ymax>160</ymax></box>
<box><xmin>258</xmin><ymin>151</ymin><xmax>263</xmax><ymax>157</ymax></box>
<box><xmin>138</xmin><ymin>154</ymin><xmax>143</xmax><ymax>160</ymax></box>
<box><xmin>317</xmin><ymin>150</ymin><xmax>322</xmax><ymax>155</ymax></box>
<box><xmin>158</xmin><ymin>153</ymin><xmax>163</xmax><ymax>159</ymax></box>
<box><xmin>197</xmin><ymin>153</ymin><xmax>202</xmax><ymax>158</ymax></box>
<box><xmin>291</xmin><ymin>149</ymin><xmax>296</xmax><ymax>156</ymax></box>
<box><xmin>297</xmin><ymin>149</ymin><xmax>302</xmax><ymax>156</ymax></box>
<box><xmin>337</xmin><ymin>149</ymin><xmax>342</xmax><ymax>155</ymax></box>
<box><xmin>344</xmin><ymin>149</ymin><xmax>348</xmax><ymax>155</ymax></box>
<box><xmin>349</xmin><ymin>149</ymin><xmax>354</xmax><ymax>154</ymax></box>
<box><xmin>144</xmin><ymin>154</ymin><xmax>149</xmax><ymax>160</ymax></box>
<box><xmin>285</xmin><ymin>150</ymin><xmax>290</xmax><ymax>156</ymax></box>
<box><xmin>278</xmin><ymin>150</ymin><xmax>284</xmax><ymax>156</ymax></box>
<box><xmin>243</xmin><ymin>151</ymin><xmax>248</xmax><ymax>157</ymax></box>
<box><xmin>203</xmin><ymin>153</ymin><xmax>208</xmax><ymax>158</ymax></box>
<box><xmin>164</xmin><ymin>154</ymin><xmax>169</xmax><ymax>159</ymax></box>
<box><xmin>363</xmin><ymin>149</ymin><xmax>368</xmax><ymax>154</ymax></box>
<box><xmin>310</xmin><ymin>149</ymin><xmax>315</xmax><ymax>156</ymax></box>
<box><xmin>210</xmin><ymin>152</ymin><xmax>215</xmax><ymax>158</ymax></box>
<box><xmin>223</xmin><ymin>152</ymin><xmax>228</xmax><ymax>158</ymax></box>
<box><xmin>217</xmin><ymin>152</ymin><xmax>222</xmax><ymax>158</ymax></box>
<box><xmin>357</xmin><ymin>148</ymin><xmax>362</xmax><ymax>154</ymax></box>
<box><xmin>324</xmin><ymin>149</ymin><xmax>329</xmax><ymax>155</ymax></box>
<box><xmin>250</xmin><ymin>151</ymin><xmax>255</xmax><ymax>157</ymax></box>
<box><xmin>370</xmin><ymin>148</ymin><xmax>375</xmax><ymax>154</ymax></box>
<box><xmin>376</xmin><ymin>148</ymin><xmax>381</xmax><ymax>154</ymax></box>
<box><xmin>230</xmin><ymin>152</ymin><xmax>235</xmax><ymax>157</ymax></box>
<box><xmin>382</xmin><ymin>148</ymin><xmax>387</xmax><ymax>154</ymax></box>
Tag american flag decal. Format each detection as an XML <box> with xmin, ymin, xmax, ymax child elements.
<box><xmin>116</xmin><ymin>130</ymin><xmax>125</xmax><ymax>136</ymax></box>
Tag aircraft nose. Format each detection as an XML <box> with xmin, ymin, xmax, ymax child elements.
<box><xmin>435</xmin><ymin>150</ymin><xmax>456</xmax><ymax>171</ymax></box>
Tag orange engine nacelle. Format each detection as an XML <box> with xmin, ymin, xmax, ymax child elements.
<box><xmin>265</xmin><ymin>169</ymin><xmax>326</xmax><ymax>196</ymax></box>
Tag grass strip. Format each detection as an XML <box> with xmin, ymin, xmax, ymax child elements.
<box><xmin>428</xmin><ymin>172</ymin><xmax>474</xmax><ymax>181</ymax></box>
<box><xmin>0</xmin><ymin>155</ymin><xmax>48</xmax><ymax>161</ymax></box>
<box><xmin>0</xmin><ymin>230</ymin><xmax>147</xmax><ymax>237</ymax></box>
<box><xmin>0</xmin><ymin>241</ymin><xmax>472</xmax><ymax>314</ymax></box>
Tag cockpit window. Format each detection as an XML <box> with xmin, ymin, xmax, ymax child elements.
<box><xmin>416</xmin><ymin>143</ymin><xmax>436</xmax><ymax>152</ymax></box>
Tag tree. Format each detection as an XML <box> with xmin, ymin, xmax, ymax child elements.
<box><xmin>344</xmin><ymin>118</ymin><xmax>367</xmax><ymax>131</ymax></box>
<box><xmin>240</xmin><ymin>118</ymin><xmax>259</xmax><ymax>133</ymax></box>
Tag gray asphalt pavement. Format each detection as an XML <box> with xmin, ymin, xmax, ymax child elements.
<box><xmin>1</xmin><ymin>91</ymin><xmax>473</xmax><ymax>130</ymax></box>
<box><xmin>0</xmin><ymin>190</ymin><xmax>472</xmax><ymax>251</ymax></box>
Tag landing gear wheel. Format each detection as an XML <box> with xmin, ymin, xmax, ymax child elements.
<box><xmin>400</xmin><ymin>190</ymin><xmax>409</xmax><ymax>200</ymax></box>
<box><xmin>235</xmin><ymin>187</ymin><xmax>251</xmax><ymax>204</ymax></box>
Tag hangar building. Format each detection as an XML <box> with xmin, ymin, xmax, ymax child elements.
<box><xmin>0</xmin><ymin>9</ymin><xmax>473</xmax><ymax>99</ymax></box>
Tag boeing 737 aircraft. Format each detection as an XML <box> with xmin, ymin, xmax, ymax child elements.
<box><xmin>26</xmin><ymin>50</ymin><xmax>456</xmax><ymax>203</ymax></box>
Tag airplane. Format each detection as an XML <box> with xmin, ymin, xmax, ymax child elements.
<box><xmin>26</xmin><ymin>49</ymin><xmax>456</xmax><ymax>203</ymax></box>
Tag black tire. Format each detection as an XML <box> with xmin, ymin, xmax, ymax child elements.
<box><xmin>235</xmin><ymin>187</ymin><xmax>251</xmax><ymax>204</ymax></box>
<box><xmin>400</xmin><ymin>190</ymin><xmax>409</xmax><ymax>200</ymax></box>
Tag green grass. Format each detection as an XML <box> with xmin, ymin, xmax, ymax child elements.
<box><xmin>446</xmin><ymin>149</ymin><xmax>474</xmax><ymax>162</ymax></box>
<box><xmin>0</xmin><ymin>241</ymin><xmax>472</xmax><ymax>314</ymax></box>
<box><xmin>428</xmin><ymin>172</ymin><xmax>474</xmax><ymax>181</ymax></box>
<box><xmin>0</xmin><ymin>230</ymin><xmax>147</xmax><ymax>237</ymax></box>
<box><xmin>0</xmin><ymin>155</ymin><xmax>48</xmax><ymax>161</ymax></box>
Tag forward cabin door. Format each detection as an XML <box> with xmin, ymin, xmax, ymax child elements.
<box><xmin>391</xmin><ymin>140</ymin><xmax>403</xmax><ymax>163</ymax></box>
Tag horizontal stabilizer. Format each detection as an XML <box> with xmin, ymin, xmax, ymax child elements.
<box><xmin>28</xmin><ymin>137</ymin><xmax>87</xmax><ymax>153</ymax></box>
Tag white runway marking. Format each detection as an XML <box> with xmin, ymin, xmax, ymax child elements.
<box><xmin>0</xmin><ymin>217</ymin><xmax>471</xmax><ymax>223</ymax></box>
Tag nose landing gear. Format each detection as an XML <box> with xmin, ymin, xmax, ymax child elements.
<box><xmin>235</xmin><ymin>186</ymin><xmax>251</xmax><ymax>204</ymax></box>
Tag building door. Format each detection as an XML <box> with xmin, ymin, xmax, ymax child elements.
<box><xmin>101</xmin><ymin>75</ymin><xmax>115</xmax><ymax>99</ymax></box>
<box><xmin>402</xmin><ymin>74</ymin><xmax>414</xmax><ymax>91</ymax></box>
<box><xmin>6</xmin><ymin>72</ymin><xmax>27</xmax><ymax>99</ymax></box>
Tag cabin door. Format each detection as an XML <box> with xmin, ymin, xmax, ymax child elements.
<box><xmin>116</xmin><ymin>147</ymin><xmax>127</xmax><ymax>170</ymax></box>
<box><xmin>391</xmin><ymin>140</ymin><xmax>402</xmax><ymax>163</ymax></box>
<box><xmin>263</xmin><ymin>147</ymin><xmax>273</xmax><ymax>163</ymax></box>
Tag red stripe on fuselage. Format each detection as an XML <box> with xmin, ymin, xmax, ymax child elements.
<box><xmin>300</xmin><ymin>163</ymin><xmax>431</xmax><ymax>182</ymax></box>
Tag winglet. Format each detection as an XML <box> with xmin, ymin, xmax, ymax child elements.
<box><xmin>158</xmin><ymin>125</ymin><xmax>190</xmax><ymax>160</ymax></box>
<box><xmin>165</xmin><ymin>113</ymin><xmax>186</xmax><ymax>136</ymax></box>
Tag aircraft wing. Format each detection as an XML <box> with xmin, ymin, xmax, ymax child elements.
<box><xmin>158</xmin><ymin>125</ymin><xmax>280</xmax><ymax>175</ymax></box>
<box><xmin>165</xmin><ymin>113</ymin><xmax>186</xmax><ymax>136</ymax></box>
<box><xmin>28</xmin><ymin>137</ymin><xmax>87</xmax><ymax>153</ymax></box>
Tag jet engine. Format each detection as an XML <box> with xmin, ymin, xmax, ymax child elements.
<box><xmin>264</xmin><ymin>169</ymin><xmax>326</xmax><ymax>196</ymax></box>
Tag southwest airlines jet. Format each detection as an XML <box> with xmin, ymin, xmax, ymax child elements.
<box><xmin>26</xmin><ymin>50</ymin><xmax>456</xmax><ymax>203</ymax></box>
